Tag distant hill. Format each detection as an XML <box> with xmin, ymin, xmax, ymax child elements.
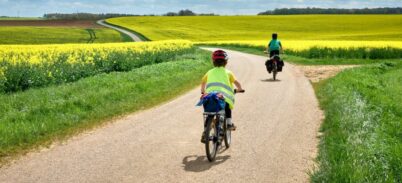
<box><xmin>258</xmin><ymin>7</ymin><xmax>402</xmax><ymax>15</ymax></box>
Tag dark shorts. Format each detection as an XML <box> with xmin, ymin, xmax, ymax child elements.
<box><xmin>204</xmin><ymin>102</ymin><xmax>232</xmax><ymax>128</ymax></box>
<box><xmin>225</xmin><ymin>102</ymin><xmax>232</xmax><ymax>118</ymax></box>
<box><xmin>270</xmin><ymin>50</ymin><xmax>280</xmax><ymax>58</ymax></box>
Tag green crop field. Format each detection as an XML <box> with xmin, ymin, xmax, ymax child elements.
<box><xmin>107</xmin><ymin>15</ymin><xmax>402</xmax><ymax>41</ymax></box>
<box><xmin>0</xmin><ymin>27</ymin><xmax>124</xmax><ymax>44</ymax></box>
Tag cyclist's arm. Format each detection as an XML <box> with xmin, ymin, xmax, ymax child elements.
<box><xmin>201</xmin><ymin>82</ymin><xmax>206</xmax><ymax>94</ymax></box>
<box><xmin>264</xmin><ymin>45</ymin><xmax>269</xmax><ymax>53</ymax></box>
<box><xmin>229</xmin><ymin>72</ymin><xmax>244</xmax><ymax>91</ymax></box>
<box><xmin>267</xmin><ymin>41</ymin><xmax>272</xmax><ymax>52</ymax></box>
<box><xmin>234</xmin><ymin>80</ymin><xmax>244</xmax><ymax>91</ymax></box>
<box><xmin>201</xmin><ymin>74</ymin><xmax>207</xmax><ymax>94</ymax></box>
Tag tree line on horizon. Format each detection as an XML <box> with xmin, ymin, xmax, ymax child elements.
<box><xmin>43</xmin><ymin>13</ymin><xmax>139</xmax><ymax>20</ymax></box>
<box><xmin>40</xmin><ymin>7</ymin><xmax>401</xmax><ymax>20</ymax></box>
<box><xmin>163</xmin><ymin>9</ymin><xmax>216</xmax><ymax>16</ymax></box>
<box><xmin>258</xmin><ymin>7</ymin><xmax>401</xmax><ymax>15</ymax></box>
<box><xmin>42</xmin><ymin>10</ymin><xmax>215</xmax><ymax>20</ymax></box>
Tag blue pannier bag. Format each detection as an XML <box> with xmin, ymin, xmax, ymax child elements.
<box><xmin>196</xmin><ymin>93</ymin><xmax>226</xmax><ymax>112</ymax></box>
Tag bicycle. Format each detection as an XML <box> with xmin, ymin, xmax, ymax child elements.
<box><xmin>264</xmin><ymin>53</ymin><xmax>282</xmax><ymax>81</ymax></box>
<box><xmin>271</xmin><ymin>59</ymin><xmax>278</xmax><ymax>81</ymax></box>
<box><xmin>202</xmin><ymin>89</ymin><xmax>245</xmax><ymax>162</ymax></box>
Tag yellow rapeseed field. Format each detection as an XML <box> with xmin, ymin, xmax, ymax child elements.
<box><xmin>107</xmin><ymin>15</ymin><xmax>402</xmax><ymax>41</ymax></box>
<box><xmin>0</xmin><ymin>40</ymin><xmax>192</xmax><ymax>65</ymax></box>
<box><xmin>107</xmin><ymin>15</ymin><xmax>402</xmax><ymax>55</ymax></box>
<box><xmin>0</xmin><ymin>40</ymin><xmax>194</xmax><ymax>92</ymax></box>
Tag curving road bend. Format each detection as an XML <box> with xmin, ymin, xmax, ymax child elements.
<box><xmin>96</xmin><ymin>20</ymin><xmax>144</xmax><ymax>42</ymax></box>
<box><xmin>0</xmin><ymin>49</ymin><xmax>322</xmax><ymax>183</ymax></box>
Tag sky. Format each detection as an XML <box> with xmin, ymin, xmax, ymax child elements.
<box><xmin>0</xmin><ymin>0</ymin><xmax>401</xmax><ymax>17</ymax></box>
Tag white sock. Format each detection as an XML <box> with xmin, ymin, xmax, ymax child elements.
<box><xmin>226</xmin><ymin>118</ymin><xmax>233</xmax><ymax>125</ymax></box>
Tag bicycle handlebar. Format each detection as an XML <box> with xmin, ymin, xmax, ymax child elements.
<box><xmin>234</xmin><ymin>89</ymin><xmax>245</xmax><ymax>93</ymax></box>
<box><xmin>201</xmin><ymin>89</ymin><xmax>245</xmax><ymax>95</ymax></box>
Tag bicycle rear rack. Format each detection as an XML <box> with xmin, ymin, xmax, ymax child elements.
<box><xmin>203</xmin><ymin>110</ymin><xmax>225</xmax><ymax>116</ymax></box>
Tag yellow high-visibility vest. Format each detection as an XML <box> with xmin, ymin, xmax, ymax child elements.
<box><xmin>205</xmin><ymin>67</ymin><xmax>235</xmax><ymax>109</ymax></box>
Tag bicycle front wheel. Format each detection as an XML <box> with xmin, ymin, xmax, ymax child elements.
<box><xmin>205</xmin><ymin>116</ymin><xmax>218</xmax><ymax>162</ymax></box>
<box><xmin>223</xmin><ymin>118</ymin><xmax>231</xmax><ymax>149</ymax></box>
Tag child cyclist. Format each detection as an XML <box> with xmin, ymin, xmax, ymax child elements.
<box><xmin>200</xmin><ymin>50</ymin><xmax>244</xmax><ymax>142</ymax></box>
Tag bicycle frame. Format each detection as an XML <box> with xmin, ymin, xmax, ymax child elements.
<box><xmin>199</xmin><ymin>90</ymin><xmax>244</xmax><ymax>162</ymax></box>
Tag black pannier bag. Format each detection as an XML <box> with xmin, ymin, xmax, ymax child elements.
<box><xmin>265</xmin><ymin>60</ymin><xmax>273</xmax><ymax>72</ymax></box>
<box><xmin>277</xmin><ymin>60</ymin><xmax>285</xmax><ymax>72</ymax></box>
<box><xmin>265</xmin><ymin>59</ymin><xmax>285</xmax><ymax>72</ymax></box>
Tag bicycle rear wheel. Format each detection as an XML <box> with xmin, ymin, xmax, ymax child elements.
<box><xmin>205</xmin><ymin>116</ymin><xmax>218</xmax><ymax>162</ymax></box>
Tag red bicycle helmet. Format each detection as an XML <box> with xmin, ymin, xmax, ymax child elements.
<box><xmin>212</xmin><ymin>50</ymin><xmax>228</xmax><ymax>62</ymax></box>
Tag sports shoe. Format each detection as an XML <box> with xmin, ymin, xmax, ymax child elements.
<box><xmin>228</xmin><ymin>123</ymin><xmax>237</xmax><ymax>131</ymax></box>
<box><xmin>201</xmin><ymin>132</ymin><xmax>206</xmax><ymax>143</ymax></box>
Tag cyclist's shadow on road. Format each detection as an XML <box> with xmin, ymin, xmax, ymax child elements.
<box><xmin>261</xmin><ymin>79</ymin><xmax>281</xmax><ymax>82</ymax></box>
<box><xmin>182</xmin><ymin>154</ymin><xmax>230</xmax><ymax>172</ymax></box>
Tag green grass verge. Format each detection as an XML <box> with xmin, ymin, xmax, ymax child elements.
<box><xmin>199</xmin><ymin>44</ymin><xmax>402</xmax><ymax>65</ymax></box>
<box><xmin>0</xmin><ymin>49</ymin><xmax>211</xmax><ymax>164</ymax></box>
<box><xmin>287</xmin><ymin>47</ymin><xmax>402</xmax><ymax>59</ymax></box>
<box><xmin>119</xmin><ymin>32</ymin><xmax>133</xmax><ymax>42</ymax></box>
<box><xmin>0</xmin><ymin>27</ymin><xmax>123</xmax><ymax>44</ymax></box>
<box><xmin>312</xmin><ymin>62</ymin><xmax>402</xmax><ymax>182</ymax></box>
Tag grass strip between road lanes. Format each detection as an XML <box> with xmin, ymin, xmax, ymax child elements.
<box><xmin>312</xmin><ymin>62</ymin><xmax>402</xmax><ymax>182</ymax></box>
<box><xmin>199</xmin><ymin>44</ymin><xmax>402</xmax><ymax>65</ymax></box>
<box><xmin>0</xmin><ymin>49</ymin><xmax>211</xmax><ymax>165</ymax></box>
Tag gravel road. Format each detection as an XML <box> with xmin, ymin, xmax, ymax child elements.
<box><xmin>96</xmin><ymin>20</ymin><xmax>143</xmax><ymax>42</ymax></box>
<box><xmin>0</xmin><ymin>49</ymin><xmax>322</xmax><ymax>183</ymax></box>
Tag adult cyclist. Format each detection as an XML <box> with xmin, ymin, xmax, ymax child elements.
<box><xmin>266</xmin><ymin>33</ymin><xmax>283</xmax><ymax>57</ymax></box>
